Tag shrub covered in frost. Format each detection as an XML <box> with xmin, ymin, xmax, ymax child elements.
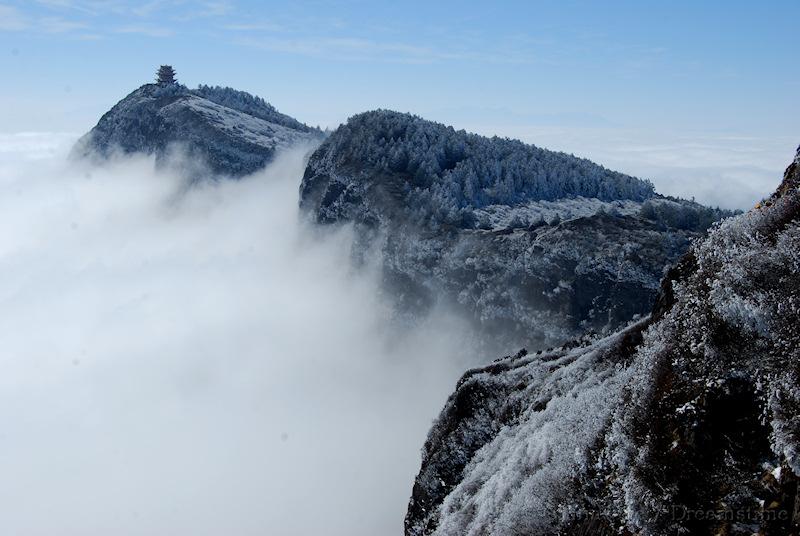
<box><xmin>639</xmin><ymin>196</ymin><xmax>738</xmax><ymax>231</ymax></box>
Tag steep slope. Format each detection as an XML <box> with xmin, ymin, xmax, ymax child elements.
<box><xmin>74</xmin><ymin>83</ymin><xmax>322</xmax><ymax>176</ymax></box>
<box><xmin>406</xmin><ymin>146</ymin><xmax>800</xmax><ymax>536</ymax></box>
<box><xmin>300</xmin><ymin>110</ymin><xmax>733</xmax><ymax>349</ymax></box>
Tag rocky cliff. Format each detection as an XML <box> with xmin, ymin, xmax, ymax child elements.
<box><xmin>405</xmin><ymin>146</ymin><xmax>800</xmax><ymax>536</ymax></box>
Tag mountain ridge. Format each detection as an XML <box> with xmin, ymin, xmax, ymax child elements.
<box><xmin>73</xmin><ymin>84</ymin><xmax>737</xmax><ymax>351</ymax></box>
<box><xmin>300</xmin><ymin>110</ymin><xmax>735</xmax><ymax>350</ymax></box>
<box><xmin>300</xmin><ymin>109</ymin><xmax>657</xmax><ymax>229</ymax></box>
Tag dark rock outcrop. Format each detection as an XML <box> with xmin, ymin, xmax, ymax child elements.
<box><xmin>405</xmin><ymin>146</ymin><xmax>800</xmax><ymax>536</ymax></box>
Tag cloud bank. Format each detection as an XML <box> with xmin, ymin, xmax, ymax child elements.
<box><xmin>0</xmin><ymin>137</ymin><xmax>478</xmax><ymax>535</ymax></box>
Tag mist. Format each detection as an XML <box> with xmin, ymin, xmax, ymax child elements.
<box><xmin>0</xmin><ymin>135</ymin><xmax>480</xmax><ymax>535</ymax></box>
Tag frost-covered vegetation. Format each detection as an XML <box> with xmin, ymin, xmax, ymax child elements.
<box><xmin>305</xmin><ymin>110</ymin><xmax>655</xmax><ymax>228</ymax></box>
<box><xmin>473</xmin><ymin>196</ymin><xmax>737</xmax><ymax>232</ymax></box>
<box><xmin>301</xmin><ymin>111</ymin><xmax>731</xmax><ymax>349</ymax></box>
<box><xmin>192</xmin><ymin>85</ymin><xmax>318</xmax><ymax>133</ymax></box>
<box><xmin>473</xmin><ymin>197</ymin><xmax>642</xmax><ymax>230</ymax></box>
<box><xmin>380</xmin><ymin>207</ymin><xmax>696</xmax><ymax>350</ymax></box>
<box><xmin>639</xmin><ymin>196</ymin><xmax>738</xmax><ymax>232</ymax></box>
<box><xmin>406</xmin><ymin>147</ymin><xmax>800</xmax><ymax>536</ymax></box>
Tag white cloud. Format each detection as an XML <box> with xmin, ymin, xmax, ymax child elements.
<box><xmin>0</xmin><ymin>4</ymin><xmax>29</xmax><ymax>30</ymax></box>
<box><xmin>222</xmin><ymin>21</ymin><xmax>285</xmax><ymax>32</ymax></box>
<box><xmin>0</xmin><ymin>139</ymin><xmax>478</xmax><ymax>535</ymax></box>
<box><xmin>186</xmin><ymin>0</ymin><xmax>232</xmax><ymax>19</ymax></box>
<box><xmin>0</xmin><ymin>3</ymin><xmax>89</xmax><ymax>35</ymax></box>
<box><xmin>40</xmin><ymin>15</ymin><xmax>88</xmax><ymax>32</ymax></box>
<box><xmin>233</xmin><ymin>34</ymin><xmax>531</xmax><ymax>64</ymax></box>
<box><xmin>130</xmin><ymin>0</ymin><xmax>170</xmax><ymax>17</ymax></box>
<box><xmin>0</xmin><ymin>132</ymin><xmax>77</xmax><ymax>159</ymax></box>
<box><xmin>115</xmin><ymin>23</ymin><xmax>174</xmax><ymax>37</ymax></box>
<box><xmin>24</xmin><ymin>0</ymin><xmax>230</xmax><ymax>35</ymax></box>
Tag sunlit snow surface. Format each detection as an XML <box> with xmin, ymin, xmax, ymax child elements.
<box><xmin>0</xmin><ymin>134</ymin><xmax>479</xmax><ymax>536</ymax></box>
<box><xmin>175</xmin><ymin>95</ymin><xmax>311</xmax><ymax>150</ymax></box>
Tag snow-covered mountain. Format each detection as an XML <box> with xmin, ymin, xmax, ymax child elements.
<box><xmin>406</xmin><ymin>146</ymin><xmax>800</xmax><ymax>536</ymax></box>
<box><xmin>74</xmin><ymin>83</ymin><xmax>323</xmax><ymax>176</ymax></box>
<box><xmin>300</xmin><ymin>110</ymin><xmax>734</xmax><ymax>350</ymax></box>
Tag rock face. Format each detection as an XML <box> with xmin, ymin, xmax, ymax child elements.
<box><xmin>300</xmin><ymin>110</ymin><xmax>734</xmax><ymax>350</ymax></box>
<box><xmin>74</xmin><ymin>83</ymin><xmax>322</xmax><ymax>176</ymax></box>
<box><xmin>405</xmin><ymin>147</ymin><xmax>800</xmax><ymax>536</ymax></box>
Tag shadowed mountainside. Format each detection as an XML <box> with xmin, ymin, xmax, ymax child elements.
<box><xmin>300</xmin><ymin>110</ymin><xmax>735</xmax><ymax>351</ymax></box>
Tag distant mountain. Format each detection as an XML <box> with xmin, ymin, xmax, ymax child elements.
<box><xmin>300</xmin><ymin>110</ymin><xmax>734</xmax><ymax>350</ymax></box>
<box><xmin>405</xmin><ymin>146</ymin><xmax>800</xmax><ymax>536</ymax></box>
<box><xmin>74</xmin><ymin>83</ymin><xmax>323</xmax><ymax>176</ymax></box>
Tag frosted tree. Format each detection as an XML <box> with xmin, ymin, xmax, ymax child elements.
<box><xmin>322</xmin><ymin>110</ymin><xmax>659</xmax><ymax>226</ymax></box>
<box><xmin>156</xmin><ymin>65</ymin><xmax>177</xmax><ymax>85</ymax></box>
<box><xmin>191</xmin><ymin>85</ymin><xmax>317</xmax><ymax>132</ymax></box>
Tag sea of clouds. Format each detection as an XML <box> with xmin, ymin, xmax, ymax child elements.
<box><xmin>3</xmin><ymin>126</ymin><xmax>786</xmax><ymax>535</ymax></box>
<box><xmin>0</xmin><ymin>134</ymin><xmax>479</xmax><ymax>535</ymax></box>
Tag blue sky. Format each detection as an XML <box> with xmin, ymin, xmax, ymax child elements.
<box><xmin>1</xmin><ymin>0</ymin><xmax>798</xmax><ymax>207</ymax></box>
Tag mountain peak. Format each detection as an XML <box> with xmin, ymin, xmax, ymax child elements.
<box><xmin>73</xmin><ymin>82</ymin><xmax>322</xmax><ymax>177</ymax></box>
